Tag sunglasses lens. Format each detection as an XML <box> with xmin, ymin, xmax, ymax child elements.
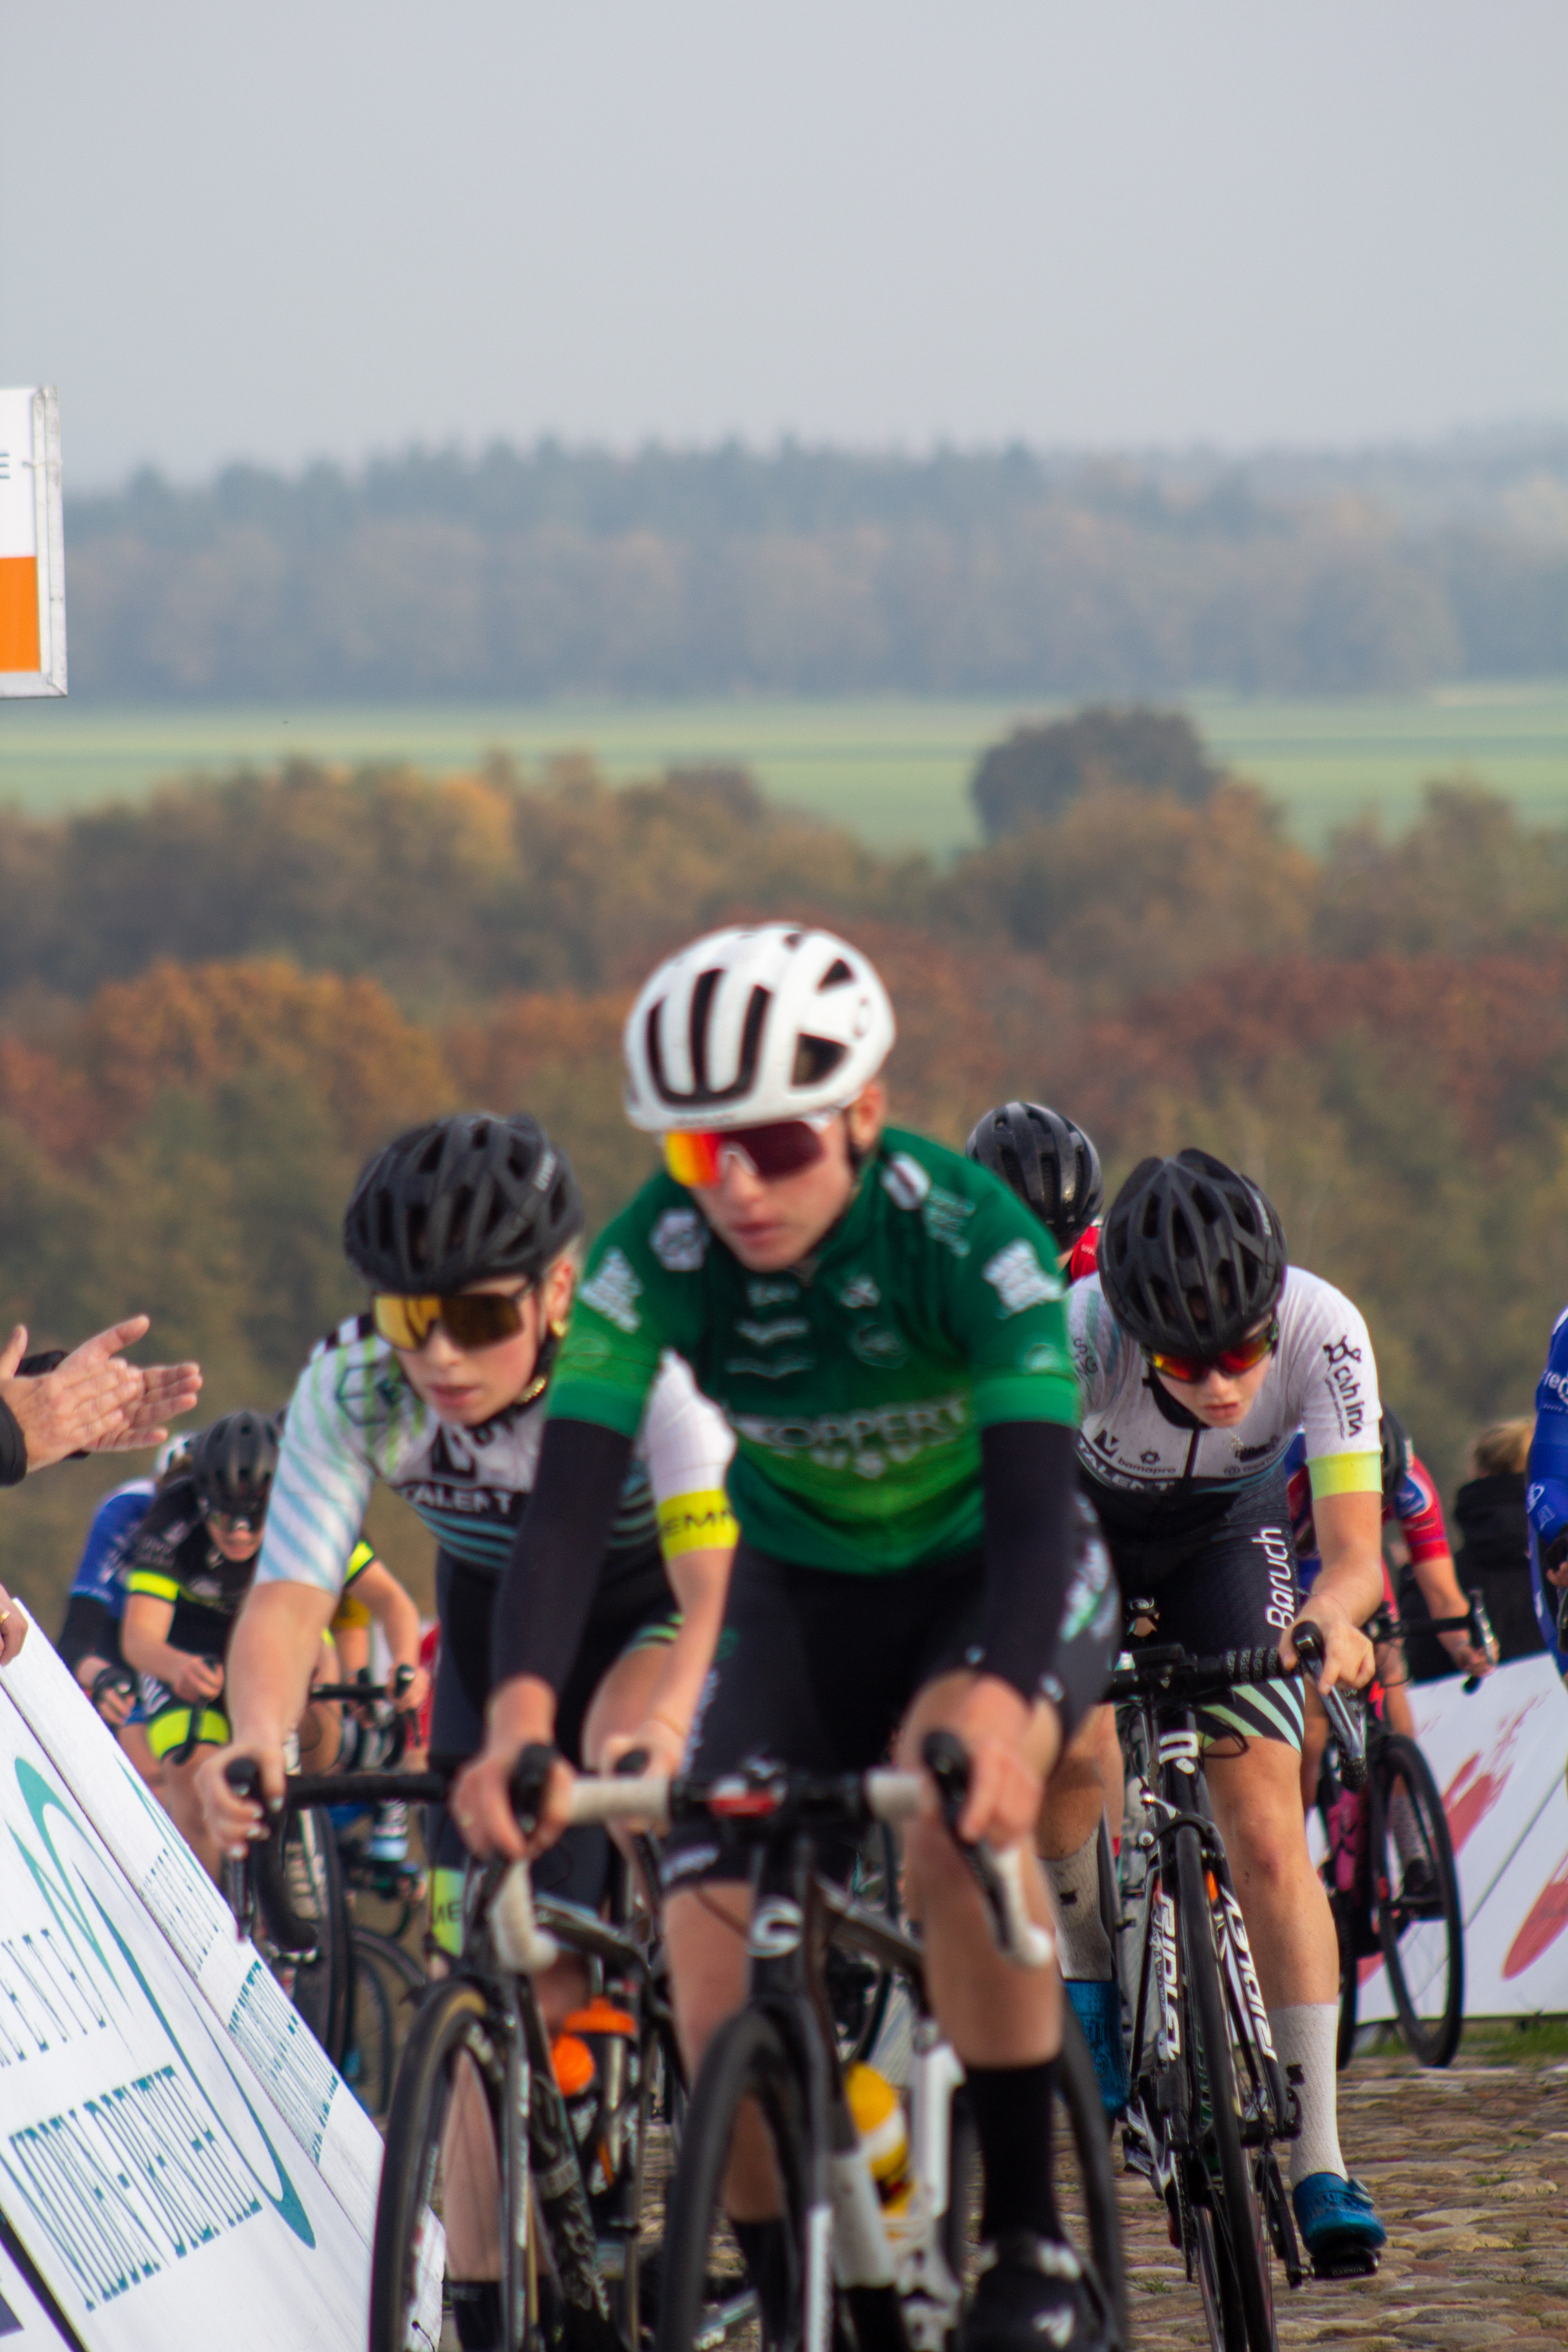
<box><xmin>737</xmin><ymin>1121</ymin><xmax>830</xmax><ymax>1177</ymax></box>
<box><xmin>1152</xmin><ymin>1318</ymin><xmax>1278</xmax><ymax>1383</ymax></box>
<box><xmin>664</xmin><ymin>1122</ymin><xmax>828</xmax><ymax>1185</ymax></box>
<box><xmin>440</xmin><ymin>1293</ymin><xmax>527</xmax><ymax>1349</ymax></box>
<box><xmin>373</xmin><ymin>1294</ymin><xmax>441</xmax><ymax>1349</ymax></box>
<box><xmin>663</xmin><ymin>1132</ymin><xmax>724</xmax><ymax>1186</ymax></box>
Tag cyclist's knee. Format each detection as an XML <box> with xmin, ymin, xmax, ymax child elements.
<box><xmin>665</xmin><ymin>1885</ymin><xmax>750</xmax><ymax>2071</ymax></box>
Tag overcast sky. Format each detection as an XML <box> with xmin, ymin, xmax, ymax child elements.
<box><xmin>2</xmin><ymin>1</ymin><xmax>1563</xmax><ymax>488</ymax></box>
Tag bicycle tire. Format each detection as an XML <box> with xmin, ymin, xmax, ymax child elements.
<box><xmin>345</xmin><ymin>1927</ymin><xmax>425</xmax><ymax>2123</ymax></box>
<box><xmin>1373</xmin><ymin>1733</ymin><xmax>1464</xmax><ymax>2069</ymax></box>
<box><xmin>1055</xmin><ymin>2002</ymin><xmax>1129</xmax><ymax>2350</ymax></box>
<box><xmin>1175</xmin><ymin>1825</ymin><xmax>1275</xmax><ymax>2352</ymax></box>
<box><xmin>369</xmin><ymin>1975</ymin><xmax>514</xmax><ymax>2352</ymax></box>
<box><xmin>656</xmin><ymin>2006</ymin><xmax>808</xmax><ymax>2352</ymax></box>
<box><xmin>282</xmin><ymin>1807</ymin><xmax>351</xmax><ymax>2063</ymax></box>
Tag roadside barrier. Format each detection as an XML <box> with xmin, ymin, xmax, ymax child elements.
<box><xmin>0</xmin><ymin>1607</ymin><xmax>439</xmax><ymax>2350</ymax></box>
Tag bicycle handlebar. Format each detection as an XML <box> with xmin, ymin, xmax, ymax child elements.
<box><xmin>1110</xmin><ymin>1621</ymin><xmax>1369</xmax><ymax>1790</ymax></box>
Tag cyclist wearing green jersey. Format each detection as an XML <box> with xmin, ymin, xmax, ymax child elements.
<box><xmin>458</xmin><ymin>925</ymin><xmax>1120</xmax><ymax>2352</ymax></box>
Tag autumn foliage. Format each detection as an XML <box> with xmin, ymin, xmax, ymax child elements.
<box><xmin>4</xmin><ymin>751</ymin><xmax>1568</xmax><ymax>1615</ymax></box>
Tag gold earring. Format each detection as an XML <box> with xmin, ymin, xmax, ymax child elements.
<box><xmin>550</xmin><ymin>1316</ymin><xmax>569</xmax><ymax>1338</ymax></box>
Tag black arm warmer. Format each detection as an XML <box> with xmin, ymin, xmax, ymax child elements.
<box><xmin>975</xmin><ymin>1420</ymin><xmax>1082</xmax><ymax>1703</ymax></box>
<box><xmin>490</xmin><ymin>1418</ymin><xmax>639</xmax><ymax>1696</ymax></box>
<box><xmin>58</xmin><ymin>1593</ymin><xmax>119</xmax><ymax>1677</ymax></box>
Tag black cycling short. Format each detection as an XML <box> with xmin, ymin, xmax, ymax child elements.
<box><xmin>1090</xmin><ymin>1466</ymin><xmax>1306</xmax><ymax>1751</ymax></box>
<box><xmin>427</xmin><ymin>1545</ymin><xmax>673</xmax><ymax>1906</ymax></box>
<box><xmin>662</xmin><ymin>1524</ymin><xmax>1118</xmax><ymax>1893</ymax></box>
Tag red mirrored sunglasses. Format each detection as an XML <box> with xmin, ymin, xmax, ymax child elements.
<box><xmin>1147</xmin><ymin>1317</ymin><xmax>1279</xmax><ymax>1387</ymax></box>
<box><xmin>663</xmin><ymin>1118</ymin><xmax>834</xmax><ymax>1187</ymax></box>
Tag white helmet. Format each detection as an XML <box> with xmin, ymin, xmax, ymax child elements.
<box><xmin>623</xmin><ymin>925</ymin><xmax>896</xmax><ymax>1132</ymax></box>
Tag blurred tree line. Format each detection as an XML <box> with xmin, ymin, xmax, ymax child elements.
<box><xmin>5</xmin><ymin>720</ymin><xmax>1568</xmax><ymax>1621</ymax></box>
<box><xmin>63</xmin><ymin>440</ymin><xmax>1568</xmax><ymax>698</ymax></box>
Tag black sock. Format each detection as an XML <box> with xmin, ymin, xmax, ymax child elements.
<box><xmin>964</xmin><ymin>2061</ymin><xmax>1063</xmax><ymax>2245</ymax></box>
<box><xmin>450</xmin><ymin>2279</ymin><xmax>502</xmax><ymax>2350</ymax></box>
<box><xmin>733</xmin><ymin>2218</ymin><xmax>793</xmax><ymax>2345</ymax></box>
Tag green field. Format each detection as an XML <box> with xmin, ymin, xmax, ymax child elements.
<box><xmin>2</xmin><ymin>683</ymin><xmax>1565</xmax><ymax>855</ymax></box>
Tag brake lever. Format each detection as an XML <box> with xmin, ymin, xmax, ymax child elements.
<box><xmin>1463</xmin><ymin>1588</ymin><xmax>1499</xmax><ymax>1691</ymax></box>
<box><xmin>1294</xmin><ymin>1622</ymin><xmax>1368</xmax><ymax>1791</ymax></box>
<box><xmin>222</xmin><ymin>1756</ymin><xmax>263</xmax><ymax>1940</ymax></box>
<box><xmin>920</xmin><ymin>1729</ymin><xmax>1054</xmax><ymax>1969</ymax></box>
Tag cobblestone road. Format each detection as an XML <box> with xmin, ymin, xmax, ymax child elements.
<box><xmin>1122</xmin><ymin>2051</ymin><xmax>1568</xmax><ymax>2350</ymax></box>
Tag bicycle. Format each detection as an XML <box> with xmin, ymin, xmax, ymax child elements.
<box><xmin>1109</xmin><ymin>1619</ymin><xmax>1369</xmax><ymax>2352</ymax></box>
<box><xmin>655</xmin><ymin>1730</ymin><xmax>1126</xmax><ymax>2352</ymax></box>
<box><xmin>230</xmin><ymin>1748</ymin><xmax>686</xmax><ymax>2352</ymax></box>
<box><xmin>1318</xmin><ymin>1592</ymin><xmax>1494</xmax><ymax>2072</ymax></box>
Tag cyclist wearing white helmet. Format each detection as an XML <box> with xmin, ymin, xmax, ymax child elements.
<box><xmin>458</xmin><ymin>924</ymin><xmax>1119</xmax><ymax>2352</ymax></box>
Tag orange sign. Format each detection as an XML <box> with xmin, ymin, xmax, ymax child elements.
<box><xmin>0</xmin><ymin>387</ymin><xmax>65</xmax><ymax>695</ymax></box>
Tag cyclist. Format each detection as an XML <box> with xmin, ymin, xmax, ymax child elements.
<box><xmin>1289</xmin><ymin>1410</ymin><xmax>1493</xmax><ymax>1808</ymax></box>
<box><xmin>1070</xmin><ymin>1150</ymin><xmax>1388</xmax><ymax>2271</ymax></box>
<box><xmin>198</xmin><ymin>1112</ymin><xmax>737</xmax><ymax>1963</ymax></box>
<box><xmin>1526</xmin><ymin>1305</ymin><xmax>1568</xmax><ymax>1675</ymax></box>
<box><xmin>458</xmin><ymin>926</ymin><xmax>1120</xmax><ymax>2352</ymax></box>
<box><xmin>121</xmin><ymin>1410</ymin><xmax>284</xmax><ymax>1877</ymax></box>
<box><xmin>56</xmin><ymin>1436</ymin><xmax>191</xmax><ymax>1780</ymax></box>
<box><xmin>965</xmin><ymin>1100</ymin><xmax>1103</xmax><ymax>1279</ymax></box>
<box><xmin>965</xmin><ymin>1101</ymin><xmax>1124</xmax><ymax>2109</ymax></box>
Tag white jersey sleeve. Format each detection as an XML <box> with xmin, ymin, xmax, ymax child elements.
<box><xmin>1277</xmin><ymin>1268</ymin><xmax>1382</xmax><ymax>1495</ymax></box>
<box><xmin>255</xmin><ymin>1343</ymin><xmax>377</xmax><ymax>1598</ymax></box>
<box><xmin>640</xmin><ymin>1351</ymin><xmax>738</xmax><ymax>1561</ymax></box>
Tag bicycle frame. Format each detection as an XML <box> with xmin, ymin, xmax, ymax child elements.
<box><xmin>1116</xmin><ymin>1675</ymin><xmax>1304</xmax><ymax>2301</ymax></box>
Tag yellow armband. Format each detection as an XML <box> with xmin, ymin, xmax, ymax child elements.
<box><xmin>1306</xmin><ymin>1451</ymin><xmax>1381</xmax><ymax>1500</ymax></box>
<box><xmin>330</xmin><ymin>1539</ymin><xmax>377</xmax><ymax>1632</ymax></box>
<box><xmin>125</xmin><ymin>1570</ymin><xmax>180</xmax><ymax>1603</ymax></box>
<box><xmin>658</xmin><ymin>1489</ymin><xmax>740</xmax><ymax>1562</ymax></box>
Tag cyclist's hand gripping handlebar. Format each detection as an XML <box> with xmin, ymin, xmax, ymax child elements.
<box><xmin>1294</xmin><ymin>1622</ymin><xmax>1368</xmax><ymax>1790</ymax></box>
<box><xmin>491</xmin><ymin>1743</ymin><xmax>566</xmax><ymax>1975</ymax></box>
<box><xmin>921</xmin><ymin>1730</ymin><xmax>1055</xmax><ymax>1970</ymax></box>
<box><xmin>1463</xmin><ymin>1587</ymin><xmax>1500</xmax><ymax>1692</ymax></box>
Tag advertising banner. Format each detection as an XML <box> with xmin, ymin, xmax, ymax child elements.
<box><xmin>1352</xmin><ymin>1651</ymin><xmax>1568</xmax><ymax>2017</ymax></box>
<box><xmin>0</xmin><ymin>1614</ymin><xmax>419</xmax><ymax>2349</ymax></box>
<box><xmin>0</xmin><ymin>389</ymin><xmax>65</xmax><ymax>698</ymax></box>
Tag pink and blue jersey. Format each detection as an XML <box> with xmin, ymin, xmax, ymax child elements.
<box><xmin>1284</xmin><ymin>1429</ymin><xmax>1447</xmax><ymax>1601</ymax></box>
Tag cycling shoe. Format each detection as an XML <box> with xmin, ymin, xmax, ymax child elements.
<box><xmin>1292</xmin><ymin>2171</ymin><xmax>1387</xmax><ymax>2276</ymax></box>
<box><xmin>958</xmin><ymin>2232</ymin><xmax>1101</xmax><ymax>2352</ymax></box>
<box><xmin>1066</xmin><ymin>1979</ymin><xmax>1128</xmax><ymax>2118</ymax></box>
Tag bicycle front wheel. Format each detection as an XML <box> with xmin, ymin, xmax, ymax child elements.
<box><xmin>1175</xmin><ymin>1826</ymin><xmax>1274</xmax><ymax>2352</ymax></box>
<box><xmin>369</xmin><ymin>1975</ymin><xmax>514</xmax><ymax>2352</ymax></box>
<box><xmin>1373</xmin><ymin>1733</ymin><xmax>1464</xmax><ymax>2068</ymax></box>
<box><xmin>656</xmin><ymin>2006</ymin><xmax>808</xmax><ymax>2352</ymax></box>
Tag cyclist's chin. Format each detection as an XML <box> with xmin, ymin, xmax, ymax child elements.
<box><xmin>710</xmin><ymin>1220</ymin><xmax>800</xmax><ymax>1270</ymax></box>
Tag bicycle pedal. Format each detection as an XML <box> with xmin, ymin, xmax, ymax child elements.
<box><xmin>1310</xmin><ymin>2249</ymin><xmax>1380</xmax><ymax>2281</ymax></box>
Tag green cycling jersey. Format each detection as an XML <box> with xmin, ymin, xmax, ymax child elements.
<box><xmin>551</xmin><ymin>1126</ymin><xmax>1079</xmax><ymax>1574</ymax></box>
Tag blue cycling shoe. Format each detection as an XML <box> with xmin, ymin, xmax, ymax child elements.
<box><xmin>1292</xmin><ymin>2171</ymin><xmax>1386</xmax><ymax>2275</ymax></box>
<box><xmin>1065</xmin><ymin>1979</ymin><xmax>1128</xmax><ymax>2118</ymax></box>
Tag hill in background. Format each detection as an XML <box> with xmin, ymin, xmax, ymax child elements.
<box><xmin>61</xmin><ymin>432</ymin><xmax>1568</xmax><ymax>701</ymax></box>
<box><xmin>4</xmin><ymin>727</ymin><xmax>1568</xmax><ymax>1622</ymax></box>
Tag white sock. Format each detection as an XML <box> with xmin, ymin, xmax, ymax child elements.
<box><xmin>1268</xmin><ymin>2003</ymin><xmax>1346</xmax><ymax>2187</ymax></box>
<box><xmin>1044</xmin><ymin>1834</ymin><xmax>1112</xmax><ymax>1981</ymax></box>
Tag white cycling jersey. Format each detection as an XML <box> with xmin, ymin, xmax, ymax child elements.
<box><xmin>1068</xmin><ymin>1266</ymin><xmax>1381</xmax><ymax>1512</ymax></box>
<box><xmin>256</xmin><ymin>1313</ymin><xmax>734</xmax><ymax>1598</ymax></box>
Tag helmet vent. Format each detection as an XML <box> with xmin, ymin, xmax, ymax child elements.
<box><xmin>792</xmin><ymin>1034</ymin><xmax>847</xmax><ymax>1088</ymax></box>
<box><xmin>818</xmin><ymin>958</ymin><xmax>854</xmax><ymax>989</ymax></box>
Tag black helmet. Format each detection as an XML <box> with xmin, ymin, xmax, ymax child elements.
<box><xmin>191</xmin><ymin>1409</ymin><xmax>279</xmax><ymax>1520</ymax></box>
<box><xmin>1100</xmin><ymin>1149</ymin><xmax>1287</xmax><ymax>1357</ymax></box>
<box><xmin>343</xmin><ymin>1113</ymin><xmax>583</xmax><ymax>1293</ymax></box>
<box><xmin>1380</xmin><ymin>1410</ymin><xmax>1409</xmax><ymax>1505</ymax></box>
<box><xmin>965</xmin><ymin>1102</ymin><xmax>1103</xmax><ymax>1252</ymax></box>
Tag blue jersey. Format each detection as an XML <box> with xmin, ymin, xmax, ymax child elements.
<box><xmin>68</xmin><ymin>1480</ymin><xmax>155</xmax><ymax>1616</ymax></box>
<box><xmin>1525</xmin><ymin>1308</ymin><xmax>1568</xmax><ymax>1673</ymax></box>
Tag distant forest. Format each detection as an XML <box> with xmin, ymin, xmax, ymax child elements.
<box><xmin>63</xmin><ymin>432</ymin><xmax>1568</xmax><ymax>700</ymax></box>
<box><xmin>5</xmin><ymin>720</ymin><xmax>1568</xmax><ymax>1622</ymax></box>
